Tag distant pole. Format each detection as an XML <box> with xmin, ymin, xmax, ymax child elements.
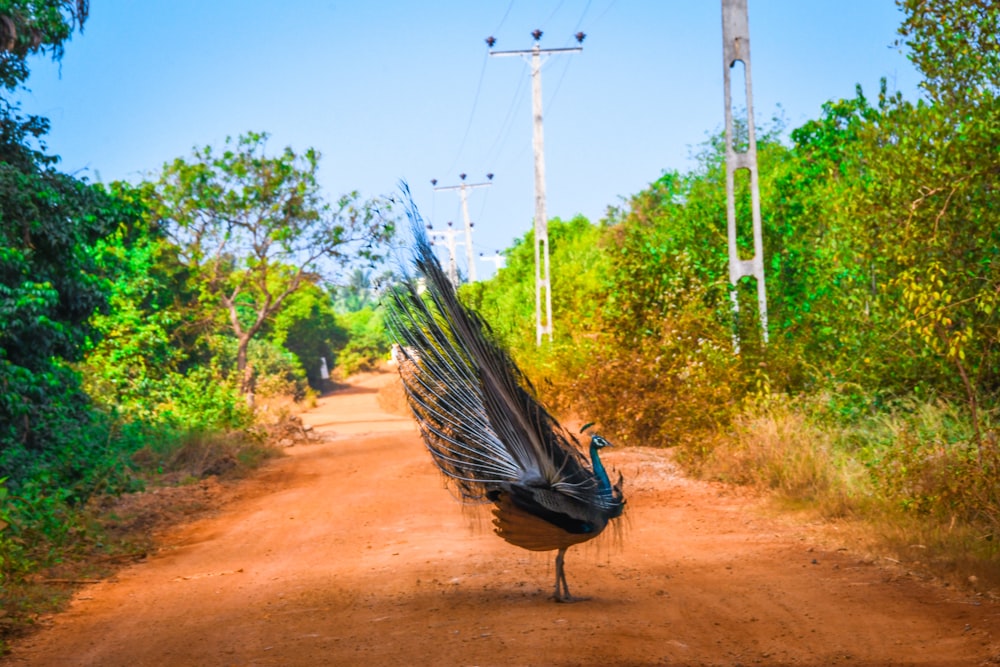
<box><xmin>427</xmin><ymin>222</ymin><xmax>463</xmax><ymax>287</ymax></box>
<box><xmin>489</xmin><ymin>30</ymin><xmax>585</xmax><ymax>345</ymax></box>
<box><xmin>480</xmin><ymin>251</ymin><xmax>506</xmax><ymax>272</ymax></box>
<box><xmin>433</xmin><ymin>173</ymin><xmax>493</xmax><ymax>282</ymax></box>
<box><xmin>722</xmin><ymin>0</ymin><xmax>768</xmax><ymax>352</ymax></box>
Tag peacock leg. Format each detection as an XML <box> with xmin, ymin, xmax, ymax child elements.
<box><xmin>553</xmin><ymin>548</ymin><xmax>588</xmax><ymax>603</ymax></box>
<box><xmin>553</xmin><ymin>548</ymin><xmax>568</xmax><ymax>601</ymax></box>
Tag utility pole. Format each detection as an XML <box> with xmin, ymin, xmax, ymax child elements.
<box><xmin>488</xmin><ymin>30</ymin><xmax>585</xmax><ymax>345</ymax></box>
<box><xmin>722</xmin><ymin>0</ymin><xmax>768</xmax><ymax>352</ymax></box>
<box><xmin>479</xmin><ymin>250</ymin><xmax>506</xmax><ymax>272</ymax></box>
<box><xmin>427</xmin><ymin>222</ymin><xmax>463</xmax><ymax>287</ymax></box>
<box><xmin>432</xmin><ymin>173</ymin><xmax>493</xmax><ymax>282</ymax></box>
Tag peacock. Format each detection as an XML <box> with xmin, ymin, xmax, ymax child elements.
<box><xmin>385</xmin><ymin>194</ymin><xmax>625</xmax><ymax>602</ymax></box>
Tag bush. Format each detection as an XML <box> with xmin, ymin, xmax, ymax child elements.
<box><xmin>334</xmin><ymin>307</ymin><xmax>390</xmax><ymax>376</ymax></box>
<box><xmin>861</xmin><ymin>401</ymin><xmax>1000</xmax><ymax>528</ymax></box>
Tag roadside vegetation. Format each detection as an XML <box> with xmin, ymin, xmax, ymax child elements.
<box><xmin>0</xmin><ymin>1</ymin><xmax>394</xmax><ymax>647</ymax></box>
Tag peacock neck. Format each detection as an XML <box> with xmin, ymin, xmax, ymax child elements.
<box><xmin>589</xmin><ymin>442</ymin><xmax>613</xmax><ymax>501</ymax></box>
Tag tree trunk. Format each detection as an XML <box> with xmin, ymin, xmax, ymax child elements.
<box><xmin>236</xmin><ymin>335</ymin><xmax>255</xmax><ymax>408</ymax></box>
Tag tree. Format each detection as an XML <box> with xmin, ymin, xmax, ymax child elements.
<box><xmin>331</xmin><ymin>267</ymin><xmax>379</xmax><ymax>313</ymax></box>
<box><xmin>896</xmin><ymin>0</ymin><xmax>999</xmax><ymax>106</ymax></box>
<box><xmin>1</xmin><ymin>1</ymin><xmax>88</xmax><ymax>173</ymax></box>
<box><xmin>0</xmin><ymin>0</ymin><xmax>88</xmax><ymax>90</ymax></box>
<box><xmin>0</xmin><ymin>0</ymin><xmax>125</xmax><ymax>487</ymax></box>
<box><xmin>264</xmin><ymin>282</ymin><xmax>346</xmax><ymax>391</ymax></box>
<box><xmin>0</xmin><ymin>142</ymin><xmax>123</xmax><ymax>475</ymax></box>
<box><xmin>150</xmin><ymin>131</ymin><xmax>394</xmax><ymax>404</ymax></box>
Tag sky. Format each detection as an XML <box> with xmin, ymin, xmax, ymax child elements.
<box><xmin>16</xmin><ymin>1</ymin><xmax>922</xmax><ymax>280</ymax></box>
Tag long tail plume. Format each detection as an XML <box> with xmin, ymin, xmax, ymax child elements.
<box><xmin>384</xmin><ymin>188</ymin><xmax>606</xmax><ymax>509</ymax></box>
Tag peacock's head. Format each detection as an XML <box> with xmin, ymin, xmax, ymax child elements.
<box><xmin>580</xmin><ymin>423</ymin><xmax>613</xmax><ymax>450</ymax></box>
<box><xmin>590</xmin><ymin>434</ymin><xmax>612</xmax><ymax>449</ymax></box>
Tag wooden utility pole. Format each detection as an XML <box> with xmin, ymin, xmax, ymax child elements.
<box><xmin>433</xmin><ymin>173</ymin><xmax>493</xmax><ymax>282</ymax></box>
<box><xmin>488</xmin><ymin>30</ymin><xmax>584</xmax><ymax>345</ymax></box>
<box><xmin>722</xmin><ymin>0</ymin><xmax>768</xmax><ymax>351</ymax></box>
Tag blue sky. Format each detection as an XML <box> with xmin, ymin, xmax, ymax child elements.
<box><xmin>17</xmin><ymin>1</ymin><xmax>921</xmax><ymax>279</ymax></box>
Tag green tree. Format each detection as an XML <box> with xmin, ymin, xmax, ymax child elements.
<box><xmin>0</xmin><ymin>0</ymin><xmax>88</xmax><ymax>90</ymax></box>
<box><xmin>0</xmin><ymin>0</ymin><xmax>139</xmax><ymax>494</ymax></box>
<box><xmin>149</xmin><ymin>131</ymin><xmax>395</xmax><ymax>403</ymax></box>
<box><xmin>0</xmin><ymin>156</ymin><xmax>122</xmax><ymax>479</ymax></box>
<box><xmin>332</xmin><ymin>267</ymin><xmax>378</xmax><ymax>313</ymax></box>
<box><xmin>264</xmin><ymin>282</ymin><xmax>346</xmax><ymax>390</ymax></box>
<box><xmin>80</xmin><ymin>181</ymin><xmax>213</xmax><ymax>421</ymax></box>
<box><xmin>896</xmin><ymin>0</ymin><xmax>999</xmax><ymax>106</ymax></box>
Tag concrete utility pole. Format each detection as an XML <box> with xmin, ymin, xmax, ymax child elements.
<box><xmin>722</xmin><ymin>0</ymin><xmax>768</xmax><ymax>352</ymax></box>
<box><xmin>432</xmin><ymin>173</ymin><xmax>493</xmax><ymax>282</ymax></box>
<box><xmin>479</xmin><ymin>251</ymin><xmax>506</xmax><ymax>272</ymax></box>
<box><xmin>488</xmin><ymin>30</ymin><xmax>585</xmax><ymax>345</ymax></box>
<box><xmin>427</xmin><ymin>222</ymin><xmax>463</xmax><ymax>287</ymax></box>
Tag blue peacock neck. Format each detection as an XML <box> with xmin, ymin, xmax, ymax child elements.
<box><xmin>589</xmin><ymin>438</ymin><xmax>614</xmax><ymax>502</ymax></box>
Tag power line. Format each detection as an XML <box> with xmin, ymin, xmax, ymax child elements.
<box><xmin>593</xmin><ymin>0</ymin><xmax>619</xmax><ymax>24</ymax></box>
<box><xmin>491</xmin><ymin>0</ymin><xmax>515</xmax><ymax>36</ymax></box>
<box><xmin>445</xmin><ymin>50</ymin><xmax>491</xmax><ymax>177</ymax></box>
<box><xmin>573</xmin><ymin>0</ymin><xmax>593</xmax><ymax>31</ymax></box>
<box><xmin>541</xmin><ymin>1</ymin><xmax>566</xmax><ymax>29</ymax></box>
<box><xmin>482</xmin><ymin>67</ymin><xmax>528</xmax><ymax>168</ymax></box>
<box><xmin>544</xmin><ymin>49</ymin><xmax>577</xmax><ymax>116</ymax></box>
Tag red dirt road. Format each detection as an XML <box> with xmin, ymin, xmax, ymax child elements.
<box><xmin>4</xmin><ymin>371</ymin><xmax>999</xmax><ymax>666</ymax></box>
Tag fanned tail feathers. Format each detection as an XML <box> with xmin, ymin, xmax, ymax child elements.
<box><xmin>385</xmin><ymin>195</ymin><xmax>614</xmax><ymax>518</ymax></box>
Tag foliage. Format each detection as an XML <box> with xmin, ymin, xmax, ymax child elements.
<box><xmin>333</xmin><ymin>306</ymin><xmax>390</xmax><ymax>376</ymax></box>
<box><xmin>79</xmin><ymin>183</ymin><xmax>203</xmax><ymax>420</ymax></box>
<box><xmin>896</xmin><ymin>0</ymin><xmax>999</xmax><ymax>106</ymax></box>
<box><xmin>331</xmin><ymin>267</ymin><xmax>382</xmax><ymax>313</ymax></box>
<box><xmin>209</xmin><ymin>335</ymin><xmax>308</xmax><ymax>404</ymax></box>
<box><xmin>265</xmin><ymin>281</ymin><xmax>346</xmax><ymax>390</ymax></box>
<box><xmin>2</xmin><ymin>0</ymin><xmax>999</xmax><ymax>628</ymax></box>
<box><xmin>148</xmin><ymin>131</ymin><xmax>395</xmax><ymax>399</ymax></box>
<box><xmin>463</xmin><ymin>214</ymin><xmax>606</xmax><ymax>355</ymax></box>
<box><xmin>0</xmin><ymin>110</ymin><xmax>132</xmax><ymax>506</ymax></box>
<box><xmin>461</xmin><ymin>1</ymin><xmax>1000</xmax><ymax>575</ymax></box>
<box><xmin>0</xmin><ymin>0</ymin><xmax>88</xmax><ymax>90</ymax></box>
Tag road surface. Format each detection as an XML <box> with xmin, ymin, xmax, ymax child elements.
<box><xmin>4</xmin><ymin>371</ymin><xmax>998</xmax><ymax>666</ymax></box>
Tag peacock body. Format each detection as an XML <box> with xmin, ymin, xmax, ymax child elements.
<box><xmin>386</xmin><ymin>196</ymin><xmax>625</xmax><ymax>602</ymax></box>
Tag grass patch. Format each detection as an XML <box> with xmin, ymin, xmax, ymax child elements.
<box><xmin>700</xmin><ymin>404</ymin><xmax>868</xmax><ymax>519</ymax></box>
<box><xmin>689</xmin><ymin>395</ymin><xmax>1000</xmax><ymax>597</ymax></box>
<box><xmin>130</xmin><ymin>428</ymin><xmax>282</xmax><ymax>481</ymax></box>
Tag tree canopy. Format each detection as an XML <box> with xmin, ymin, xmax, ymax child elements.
<box><xmin>0</xmin><ymin>0</ymin><xmax>88</xmax><ymax>90</ymax></box>
<box><xmin>149</xmin><ymin>131</ymin><xmax>395</xmax><ymax>401</ymax></box>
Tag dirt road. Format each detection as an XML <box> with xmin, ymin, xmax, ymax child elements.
<box><xmin>4</xmin><ymin>372</ymin><xmax>999</xmax><ymax>666</ymax></box>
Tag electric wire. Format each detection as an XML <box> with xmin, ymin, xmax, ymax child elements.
<box><xmin>573</xmin><ymin>0</ymin><xmax>593</xmax><ymax>31</ymax></box>
<box><xmin>491</xmin><ymin>0</ymin><xmax>515</xmax><ymax>36</ymax></box>
<box><xmin>593</xmin><ymin>0</ymin><xmax>618</xmax><ymax>24</ymax></box>
<box><xmin>541</xmin><ymin>0</ymin><xmax>565</xmax><ymax>29</ymax></box>
<box><xmin>482</xmin><ymin>66</ymin><xmax>528</xmax><ymax>169</ymax></box>
<box><xmin>544</xmin><ymin>0</ymin><xmax>594</xmax><ymax>117</ymax></box>
<box><xmin>444</xmin><ymin>49</ymin><xmax>490</xmax><ymax>178</ymax></box>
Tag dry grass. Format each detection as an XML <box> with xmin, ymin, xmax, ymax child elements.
<box><xmin>700</xmin><ymin>406</ymin><xmax>868</xmax><ymax>519</ymax></box>
<box><xmin>131</xmin><ymin>429</ymin><xmax>282</xmax><ymax>481</ymax></box>
<box><xmin>690</xmin><ymin>398</ymin><xmax>1000</xmax><ymax>598</ymax></box>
